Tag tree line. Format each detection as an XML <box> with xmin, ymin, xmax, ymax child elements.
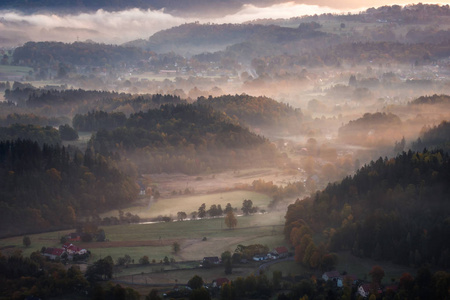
<box><xmin>196</xmin><ymin>94</ymin><xmax>303</xmax><ymax>135</ymax></box>
<box><xmin>412</xmin><ymin>120</ymin><xmax>450</xmax><ymax>152</ymax></box>
<box><xmin>285</xmin><ymin>149</ymin><xmax>450</xmax><ymax>269</ymax></box>
<box><xmin>4</xmin><ymin>86</ymin><xmax>185</xmax><ymax>118</ymax></box>
<box><xmin>88</xmin><ymin>103</ymin><xmax>281</xmax><ymax>174</ymax></box>
<box><xmin>0</xmin><ymin>139</ymin><xmax>138</xmax><ymax>237</ymax></box>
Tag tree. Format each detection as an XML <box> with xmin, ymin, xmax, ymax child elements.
<box><xmin>22</xmin><ymin>236</ymin><xmax>31</xmax><ymax>247</ymax></box>
<box><xmin>59</xmin><ymin>124</ymin><xmax>79</xmax><ymax>141</ymax></box>
<box><xmin>139</xmin><ymin>255</ymin><xmax>150</xmax><ymax>265</ymax></box>
<box><xmin>173</xmin><ymin>242</ymin><xmax>180</xmax><ymax>254</ymax></box>
<box><xmin>242</xmin><ymin>199</ymin><xmax>256</xmax><ymax>215</ymax></box>
<box><xmin>117</xmin><ymin>254</ymin><xmax>131</xmax><ymax>266</ymax></box>
<box><xmin>224</xmin><ymin>203</ymin><xmax>233</xmax><ymax>214</ymax></box>
<box><xmin>146</xmin><ymin>289</ymin><xmax>162</xmax><ymax>300</ymax></box>
<box><xmin>221</xmin><ymin>282</ymin><xmax>236</xmax><ymax>300</ymax></box>
<box><xmin>224</xmin><ymin>211</ymin><xmax>237</xmax><ymax>229</ymax></box>
<box><xmin>273</xmin><ymin>271</ymin><xmax>282</xmax><ymax>289</ymax></box>
<box><xmin>189</xmin><ymin>287</ymin><xmax>211</xmax><ymax>300</ymax></box>
<box><xmin>177</xmin><ymin>211</ymin><xmax>187</xmax><ymax>221</ymax></box>
<box><xmin>208</xmin><ymin>204</ymin><xmax>219</xmax><ymax>217</ymax></box>
<box><xmin>188</xmin><ymin>275</ymin><xmax>204</xmax><ymax>290</ymax></box>
<box><xmin>198</xmin><ymin>203</ymin><xmax>206</xmax><ymax>218</ymax></box>
<box><xmin>222</xmin><ymin>252</ymin><xmax>232</xmax><ymax>275</ymax></box>
<box><xmin>369</xmin><ymin>265</ymin><xmax>385</xmax><ymax>289</ymax></box>
<box><xmin>85</xmin><ymin>256</ymin><xmax>114</xmax><ymax>281</ymax></box>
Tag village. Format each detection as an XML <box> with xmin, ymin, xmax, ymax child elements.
<box><xmin>39</xmin><ymin>232</ymin><xmax>401</xmax><ymax>299</ymax></box>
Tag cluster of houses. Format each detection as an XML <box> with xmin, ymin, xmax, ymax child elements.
<box><xmin>321</xmin><ymin>271</ymin><xmax>398</xmax><ymax>298</ymax></box>
<box><xmin>253</xmin><ymin>246</ymin><xmax>289</xmax><ymax>261</ymax></box>
<box><xmin>42</xmin><ymin>233</ymin><xmax>89</xmax><ymax>261</ymax></box>
<box><xmin>43</xmin><ymin>242</ymin><xmax>89</xmax><ymax>261</ymax></box>
<box><xmin>202</xmin><ymin>250</ymin><xmax>398</xmax><ymax>299</ymax></box>
<box><xmin>202</xmin><ymin>246</ymin><xmax>290</xmax><ymax>267</ymax></box>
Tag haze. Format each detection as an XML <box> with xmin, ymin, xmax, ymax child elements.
<box><xmin>1</xmin><ymin>1</ymin><xmax>445</xmax><ymax>46</ymax></box>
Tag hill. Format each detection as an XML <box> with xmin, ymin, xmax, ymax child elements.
<box><xmin>196</xmin><ymin>94</ymin><xmax>303</xmax><ymax>135</ymax></box>
<box><xmin>412</xmin><ymin>121</ymin><xmax>450</xmax><ymax>152</ymax></box>
<box><xmin>4</xmin><ymin>87</ymin><xmax>185</xmax><ymax>118</ymax></box>
<box><xmin>0</xmin><ymin>139</ymin><xmax>138</xmax><ymax>237</ymax></box>
<box><xmin>285</xmin><ymin>149</ymin><xmax>450</xmax><ymax>268</ymax></box>
<box><xmin>338</xmin><ymin>112</ymin><xmax>403</xmax><ymax>147</ymax></box>
<box><xmin>87</xmin><ymin>104</ymin><xmax>282</xmax><ymax>174</ymax></box>
<box><xmin>127</xmin><ymin>22</ymin><xmax>328</xmax><ymax>55</ymax></box>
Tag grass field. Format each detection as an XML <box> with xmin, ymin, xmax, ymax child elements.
<box><xmin>0</xmin><ymin>209</ymin><xmax>288</xmax><ymax>263</ymax></box>
<box><xmin>0</xmin><ymin>65</ymin><xmax>33</xmax><ymax>77</ymax></box>
<box><xmin>102</xmin><ymin>190</ymin><xmax>273</xmax><ymax>219</ymax></box>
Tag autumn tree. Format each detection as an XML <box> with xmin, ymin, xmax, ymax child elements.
<box><xmin>225</xmin><ymin>211</ymin><xmax>237</xmax><ymax>229</ymax></box>
<box><xmin>369</xmin><ymin>265</ymin><xmax>385</xmax><ymax>289</ymax></box>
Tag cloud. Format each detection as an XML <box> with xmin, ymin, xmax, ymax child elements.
<box><xmin>0</xmin><ymin>1</ymin><xmax>447</xmax><ymax>47</ymax></box>
<box><xmin>0</xmin><ymin>8</ymin><xmax>189</xmax><ymax>46</ymax></box>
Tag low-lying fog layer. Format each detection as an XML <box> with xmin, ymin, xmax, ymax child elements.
<box><xmin>1</xmin><ymin>4</ymin><xmax>343</xmax><ymax>46</ymax></box>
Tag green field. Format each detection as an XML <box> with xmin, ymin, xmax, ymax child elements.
<box><xmin>103</xmin><ymin>190</ymin><xmax>273</xmax><ymax>219</ymax></box>
<box><xmin>0</xmin><ymin>65</ymin><xmax>33</xmax><ymax>77</ymax></box>
<box><xmin>0</xmin><ymin>209</ymin><xmax>288</xmax><ymax>263</ymax></box>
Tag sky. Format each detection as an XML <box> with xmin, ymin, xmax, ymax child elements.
<box><xmin>0</xmin><ymin>1</ymin><xmax>448</xmax><ymax>46</ymax></box>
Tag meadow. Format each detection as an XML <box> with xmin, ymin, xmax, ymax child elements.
<box><xmin>0</xmin><ymin>64</ymin><xmax>32</xmax><ymax>78</ymax></box>
<box><xmin>102</xmin><ymin>190</ymin><xmax>273</xmax><ymax>220</ymax></box>
<box><xmin>0</xmin><ymin>206</ymin><xmax>288</xmax><ymax>263</ymax></box>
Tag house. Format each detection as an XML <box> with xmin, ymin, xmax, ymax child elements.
<box><xmin>358</xmin><ymin>283</ymin><xmax>382</xmax><ymax>298</ymax></box>
<box><xmin>212</xmin><ymin>278</ymin><xmax>229</xmax><ymax>288</ymax></box>
<box><xmin>253</xmin><ymin>255</ymin><xmax>267</xmax><ymax>261</ymax></box>
<box><xmin>62</xmin><ymin>243</ymin><xmax>88</xmax><ymax>259</ymax></box>
<box><xmin>67</xmin><ymin>244</ymin><xmax>87</xmax><ymax>255</ymax></box>
<box><xmin>322</xmin><ymin>271</ymin><xmax>341</xmax><ymax>281</ymax></box>
<box><xmin>273</xmin><ymin>246</ymin><xmax>289</xmax><ymax>258</ymax></box>
<box><xmin>43</xmin><ymin>247</ymin><xmax>65</xmax><ymax>260</ymax></box>
<box><xmin>66</xmin><ymin>232</ymin><xmax>81</xmax><ymax>242</ymax></box>
<box><xmin>203</xmin><ymin>257</ymin><xmax>220</xmax><ymax>265</ymax></box>
<box><xmin>358</xmin><ymin>284</ymin><xmax>371</xmax><ymax>298</ymax></box>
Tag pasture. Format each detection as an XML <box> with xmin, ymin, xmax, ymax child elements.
<box><xmin>102</xmin><ymin>190</ymin><xmax>273</xmax><ymax>220</ymax></box>
<box><xmin>0</xmin><ymin>65</ymin><xmax>32</xmax><ymax>78</ymax></box>
<box><xmin>0</xmin><ymin>209</ymin><xmax>288</xmax><ymax>263</ymax></box>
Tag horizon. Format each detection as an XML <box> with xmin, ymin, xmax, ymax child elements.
<box><xmin>0</xmin><ymin>1</ymin><xmax>448</xmax><ymax>46</ymax></box>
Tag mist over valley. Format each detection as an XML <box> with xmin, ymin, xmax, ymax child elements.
<box><xmin>0</xmin><ymin>2</ymin><xmax>449</xmax><ymax>299</ymax></box>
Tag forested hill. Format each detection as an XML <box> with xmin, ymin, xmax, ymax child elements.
<box><xmin>129</xmin><ymin>22</ymin><xmax>328</xmax><ymax>54</ymax></box>
<box><xmin>412</xmin><ymin>121</ymin><xmax>450</xmax><ymax>152</ymax></box>
<box><xmin>285</xmin><ymin>149</ymin><xmax>450</xmax><ymax>268</ymax></box>
<box><xmin>196</xmin><ymin>94</ymin><xmax>303</xmax><ymax>135</ymax></box>
<box><xmin>338</xmin><ymin>112</ymin><xmax>403</xmax><ymax>146</ymax></box>
<box><xmin>0</xmin><ymin>140</ymin><xmax>138</xmax><ymax>237</ymax></box>
<box><xmin>409</xmin><ymin>94</ymin><xmax>450</xmax><ymax>106</ymax></box>
<box><xmin>88</xmin><ymin>104</ymin><xmax>281</xmax><ymax>174</ymax></box>
<box><xmin>4</xmin><ymin>88</ymin><xmax>185</xmax><ymax>117</ymax></box>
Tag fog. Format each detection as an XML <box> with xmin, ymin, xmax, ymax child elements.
<box><xmin>0</xmin><ymin>4</ymin><xmax>349</xmax><ymax>46</ymax></box>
